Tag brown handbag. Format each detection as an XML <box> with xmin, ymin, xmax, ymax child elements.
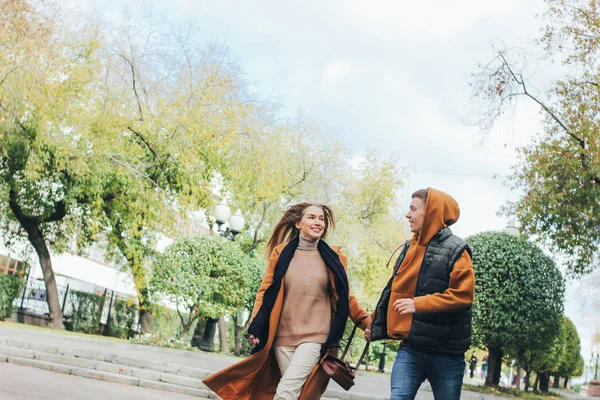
<box><xmin>320</xmin><ymin>319</ymin><xmax>370</xmax><ymax>391</ymax></box>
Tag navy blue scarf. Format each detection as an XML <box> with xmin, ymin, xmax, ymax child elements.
<box><xmin>247</xmin><ymin>237</ymin><xmax>350</xmax><ymax>356</ymax></box>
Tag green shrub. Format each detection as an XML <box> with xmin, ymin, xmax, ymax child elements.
<box><xmin>149</xmin><ymin>303</ymin><xmax>183</xmax><ymax>341</ymax></box>
<box><xmin>130</xmin><ymin>331</ymin><xmax>196</xmax><ymax>350</ymax></box>
<box><xmin>0</xmin><ymin>274</ymin><xmax>22</xmax><ymax>320</ymax></box>
<box><xmin>65</xmin><ymin>290</ymin><xmax>105</xmax><ymax>334</ymax></box>
<box><xmin>105</xmin><ymin>297</ymin><xmax>138</xmax><ymax>339</ymax></box>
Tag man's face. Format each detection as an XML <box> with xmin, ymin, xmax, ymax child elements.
<box><xmin>405</xmin><ymin>197</ymin><xmax>426</xmax><ymax>234</ymax></box>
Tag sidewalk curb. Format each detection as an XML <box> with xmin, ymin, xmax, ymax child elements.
<box><xmin>2</xmin><ymin>354</ymin><xmax>217</xmax><ymax>399</ymax></box>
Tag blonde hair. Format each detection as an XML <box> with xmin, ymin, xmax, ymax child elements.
<box><xmin>266</xmin><ymin>202</ymin><xmax>335</xmax><ymax>256</ymax></box>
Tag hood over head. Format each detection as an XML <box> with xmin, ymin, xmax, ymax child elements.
<box><xmin>417</xmin><ymin>188</ymin><xmax>460</xmax><ymax>245</ymax></box>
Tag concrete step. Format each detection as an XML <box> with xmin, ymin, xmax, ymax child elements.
<box><xmin>1</xmin><ymin>337</ymin><xmax>385</xmax><ymax>400</ymax></box>
<box><xmin>2</xmin><ymin>338</ymin><xmax>212</xmax><ymax>380</ymax></box>
<box><xmin>0</xmin><ymin>344</ymin><xmax>211</xmax><ymax>391</ymax></box>
<box><xmin>2</xmin><ymin>354</ymin><xmax>216</xmax><ymax>399</ymax></box>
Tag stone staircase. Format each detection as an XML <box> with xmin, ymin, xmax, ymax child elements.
<box><xmin>0</xmin><ymin>334</ymin><xmax>377</xmax><ymax>400</ymax></box>
<box><xmin>0</xmin><ymin>336</ymin><xmax>217</xmax><ymax>399</ymax></box>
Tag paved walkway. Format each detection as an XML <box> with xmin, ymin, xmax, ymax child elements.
<box><xmin>0</xmin><ymin>363</ymin><xmax>200</xmax><ymax>400</ymax></box>
<box><xmin>0</xmin><ymin>323</ymin><xmax>586</xmax><ymax>399</ymax></box>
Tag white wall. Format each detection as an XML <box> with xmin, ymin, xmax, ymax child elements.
<box><xmin>0</xmin><ymin>233</ymin><xmax>136</xmax><ymax>297</ymax></box>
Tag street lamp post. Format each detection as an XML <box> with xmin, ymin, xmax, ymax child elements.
<box><xmin>198</xmin><ymin>203</ymin><xmax>245</xmax><ymax>352</ymax></box>
<box><xmin>378</xmin><ymin>342</ymin><xmax>387</xmax><ymax>373</ymax></box>
<box><xmin>214</xmin><ymin>203</ymin><xmax>245</xmax><ymax>241</ymax></box>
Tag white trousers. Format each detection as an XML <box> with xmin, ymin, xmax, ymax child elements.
<box><xmin>273</xmin><ymin>342</ymin><xmax>321</xmax><ymax>400</ymax></box>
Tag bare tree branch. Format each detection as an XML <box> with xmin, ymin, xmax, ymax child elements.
<box><xmin>119</xmin><ymin>54</ymin><xmax>144</xmax><ymax>121</ymax></box>
<box><xmin>0</xmin><ymin>65</ymin><xmax>20</xmax><ymax>87</ymax></box>
<box><xmin>42</xmin><ymin>201</ymin><xmax>67</xmax><ymax>223</ymax></box>
<box><xmin>108</xmin><ymin>155</ymin><xmax>160</xmax><ymax>189</ymax></box>
<box><xmin>497</xmin><ymin>53</ymin><xmax>600</xmax><ymax>185</ymax></box>
<box><xmin>565</xmin><ymin>5</ymin><xmax>599</xmax><ymax>25</ymax></box>
<box><xmin>499</xmin><ymin>53</ymin><xmax>584</xmax><ymax>146</ymax></box>
<box><xmin>246</xmin><ymin>202</ymin><xmax>269</xmax><ymax>254</ymax></box>
<box><xmin>127</xmin><ymin>127</ymin><xmax>158</xmax><ymax>159</ymax></box>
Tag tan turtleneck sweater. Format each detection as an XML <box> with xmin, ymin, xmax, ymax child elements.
<box><xmin>274</xmin><ymin>236</ymin><xmax>331</xmax><ymax>347</ymax></box>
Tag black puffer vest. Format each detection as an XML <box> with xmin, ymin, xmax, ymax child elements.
<box><xmin>371</xmin><ymin>228</ymin><xmax>472</xmax><ymax>355</ymax></box>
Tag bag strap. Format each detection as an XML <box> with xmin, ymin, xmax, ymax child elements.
<box><xmin>340</xmin><ymin>315</ymin><xmax>369</xmax><ymax>360</ymax></box>
<box><xmin>353</xmin><ymin>341</ymin><xmax>370</xmax><ymax>371</ymax></box>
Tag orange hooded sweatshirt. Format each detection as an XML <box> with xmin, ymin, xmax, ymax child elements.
<box><xmin>386</xmin><ymin>188</ymin><xmax>475</xmax><ymax>339</ymax></box>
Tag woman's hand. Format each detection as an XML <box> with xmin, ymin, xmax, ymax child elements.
<box><xmin>247</xmin><ymin>334</ymin><xmax>260</xmax><ymax>346</ymax></box>
<box><xmin>363</xmin><ymin>317</ymin><xmax>373</xmax><ymax>342</ymax></box>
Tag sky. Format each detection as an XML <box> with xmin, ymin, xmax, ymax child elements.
<box><xmin>74</xmin><ymin>0</ymin><xmax>599</xmax><ymax>369</ymax></box>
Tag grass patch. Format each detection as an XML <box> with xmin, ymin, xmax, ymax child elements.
<box><xmin>463</xmin><ymin>384</ymin><xmax>563</xmax><ymax>399</ymax></box>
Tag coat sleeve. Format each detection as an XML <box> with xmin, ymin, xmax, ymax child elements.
<box><xmin>413</xmin><ymin>250</ymin><xmax>475</xmax><ymax>313</ymax></box>
<box><xmin>338</xmin><ymin>250</ymin><xmax>372</xmax><ymax>331</ymax></box>
<box><xmin>249</xmin><ymin>247</ymin><xmax>280</xmax><ymax>324</ymax></box>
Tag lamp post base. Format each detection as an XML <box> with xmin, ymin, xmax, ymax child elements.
<box><xmin>588</xmin><ymin>380</ymin><xmax>600</xmax><ymax>397</ymax></box>
<box><xmin>199</xmin><ymin>318</ymin><xmax>218</xmax><ymax>352</ymax></box>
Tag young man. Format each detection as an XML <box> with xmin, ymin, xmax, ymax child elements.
<box><xmin>368</xmin><ymin>188</ymin><xmax>475</xmax><ymax>400</ymax></box>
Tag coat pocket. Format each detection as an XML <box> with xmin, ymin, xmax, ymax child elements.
<box><xmin>387</xmin><ymin>292</ymin><xmax>414</xmax><ymax>337</ymax></box>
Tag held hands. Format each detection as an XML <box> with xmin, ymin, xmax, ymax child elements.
<box><xmin>247</xmin><ymin>334</ymin><xmax>260</xmax><ymax>346</ymax></box>
<box><xmin>364</xmin><ymin>320</ymin><xmax>372</xmax><ymax>342</ymax></box>
<box><xmin>393</xmin><ymin>298</ymin><xmax>416</xmax><ymax>315</ymax></box>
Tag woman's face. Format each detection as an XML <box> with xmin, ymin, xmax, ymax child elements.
<box><xmin>295</xmin><ymin>205</ymin><xmax>326</xmax><ymax>240</ymax></box>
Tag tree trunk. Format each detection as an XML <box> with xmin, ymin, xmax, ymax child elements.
<box><xmin>515</xmin><ymin>366</ymin><xmax>521</xmax><ymax>391</ymax></box>
<box><xmin>552</xmin><ymin>375</ymin><xmax>560</xmax><ymax>388</ymax></box>
<box><xmin>137</xmin><ymin>285</ymin><xmax>153</xmax><ymax>333</ymax></box>
<box><xmin>127</xmin><ymin>253</ymin><xmax>153</xmax><ymax>334</ymax></box>
<box><xmin>181</xmin><ymin>320</ymin><xmax>192</xmax><ymax>343</ymax></box>
<box><xmin>111</xmin><ymin>219</ymin><xmax>153</xmax><ymax>334</ymax></box>
<box><xmin>218</xmin><ymin>317</ymin><xmax>229</xmax><ymax>354</ymax></box>
<box><xmin>9</xmin><ymin>196</ymin><xmax>65</xmax><ymax>330</ymax></box>
<box><xmin>533</xmin><ymin>374</ymin><xmax>540</xmax><ymax>392</ymax></box>
<box><xmin>485</xmin><ymin>346</ymin><xmax>504</xmax><ymax>386</ymax></box>
<box><xmin>32</xmin><ymin>236</ymin><xmax>65</xmax><ymax>329</ymax></box>
<box><xmin>539</xmin><ymin>373</ymin><xmax>550</xmax><ymax>393</ymax></box>
<box><xmin>524</xmin><ymin>370</ymin><xmax>531</xmax><ymax>392</ymax></box>
<box><xmin>563</xmin><ymin>377</ymin><xmax>569</xmax><ymax>389</ymax></box>
<box><xmin>233</xmin><ymin>313</ymin><xmax>243</xmax><ymax>356</ymax></box>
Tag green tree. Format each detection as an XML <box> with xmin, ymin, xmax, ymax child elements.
<box><xmin>555</xmin><ymin>317</ymin><xmax>582</xmax><ymax>388</ymax></box>
<box><xmin>532</xmin><ymin>317</ymin><xmax>567</xmax><ymax>393</ymax></box>
<box><xmin>150</xmin><ymin>235</ymin><xmax>257</xmax><ymax>342</ymax></box>
<box><xmin>0</xmin><ymin>0</ymin><xmax>111</xmax><ymax>329</ymax></box>
<box><xmin>90</xmin><ymin>10</ymin><xmax>259</xmax><ymax>332</ymax></box>
<box><xmin>471</xmin><ymin>0</ymin><xmax>600</xmax><ymax>275</ymax></box>
<box><xmin>466</xmin><ymin>231</ymin><xmax>565</xmax><ymax>387</ymax></box>
<box><xmin>222</xmin><ymin>111</ymin><xmax>408</xmax><ymax>312</ymax></box>
<box><xmin>231</xmin><ymin>254</ymin><xmax>264</xmax><ymax>355</ymax></box>
<box><xmin>574</xmin><ymin>354</ymin><xmax>585</xmax><ymax>382</ymax></box>
<box><xmin>331</xmin><ymin>150</ymin><xmax>407</xmax><ymax>309</ymax></box>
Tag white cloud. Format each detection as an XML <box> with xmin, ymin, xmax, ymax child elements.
<box><xmin>340</xmin><ymin>0</ymin><xmax>523</xmax><ymax>36</ymax></box>
<box><xmin>322</xmin><ymin>61</ymin><xmax>354</xmax><ymax>91</ymax></box>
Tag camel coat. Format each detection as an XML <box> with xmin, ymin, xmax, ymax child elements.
<box><xmin>202</xmin><ymin>242</ymin><xmax>371</xmax><ymax>400</ymax></box>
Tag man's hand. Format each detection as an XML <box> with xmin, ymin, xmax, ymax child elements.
<box><xmin>247</xmin><ymin>334</ymin><xmax>260</xmax><ymax>346</ymax></box>
<box><xmin>365</xmin><ymin>320</ymin><xmax>372</xmax><ymax>342</ymax></box>
<box><xmin>393</xmin><ymin>298</ymin><xmax>416</xmax><ymax>314</ymax></box>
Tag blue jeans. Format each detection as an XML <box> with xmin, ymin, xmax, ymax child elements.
<box><xmin>390</xmin><ymin>343</ymin><xmax>465</xmax><ymax>400</ymax></box>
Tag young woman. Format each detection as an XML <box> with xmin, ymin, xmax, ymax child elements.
<box><xmin>203</xmin><ymin>202</ymin><xmax>372</xmax><ymax>400</ymax></box>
